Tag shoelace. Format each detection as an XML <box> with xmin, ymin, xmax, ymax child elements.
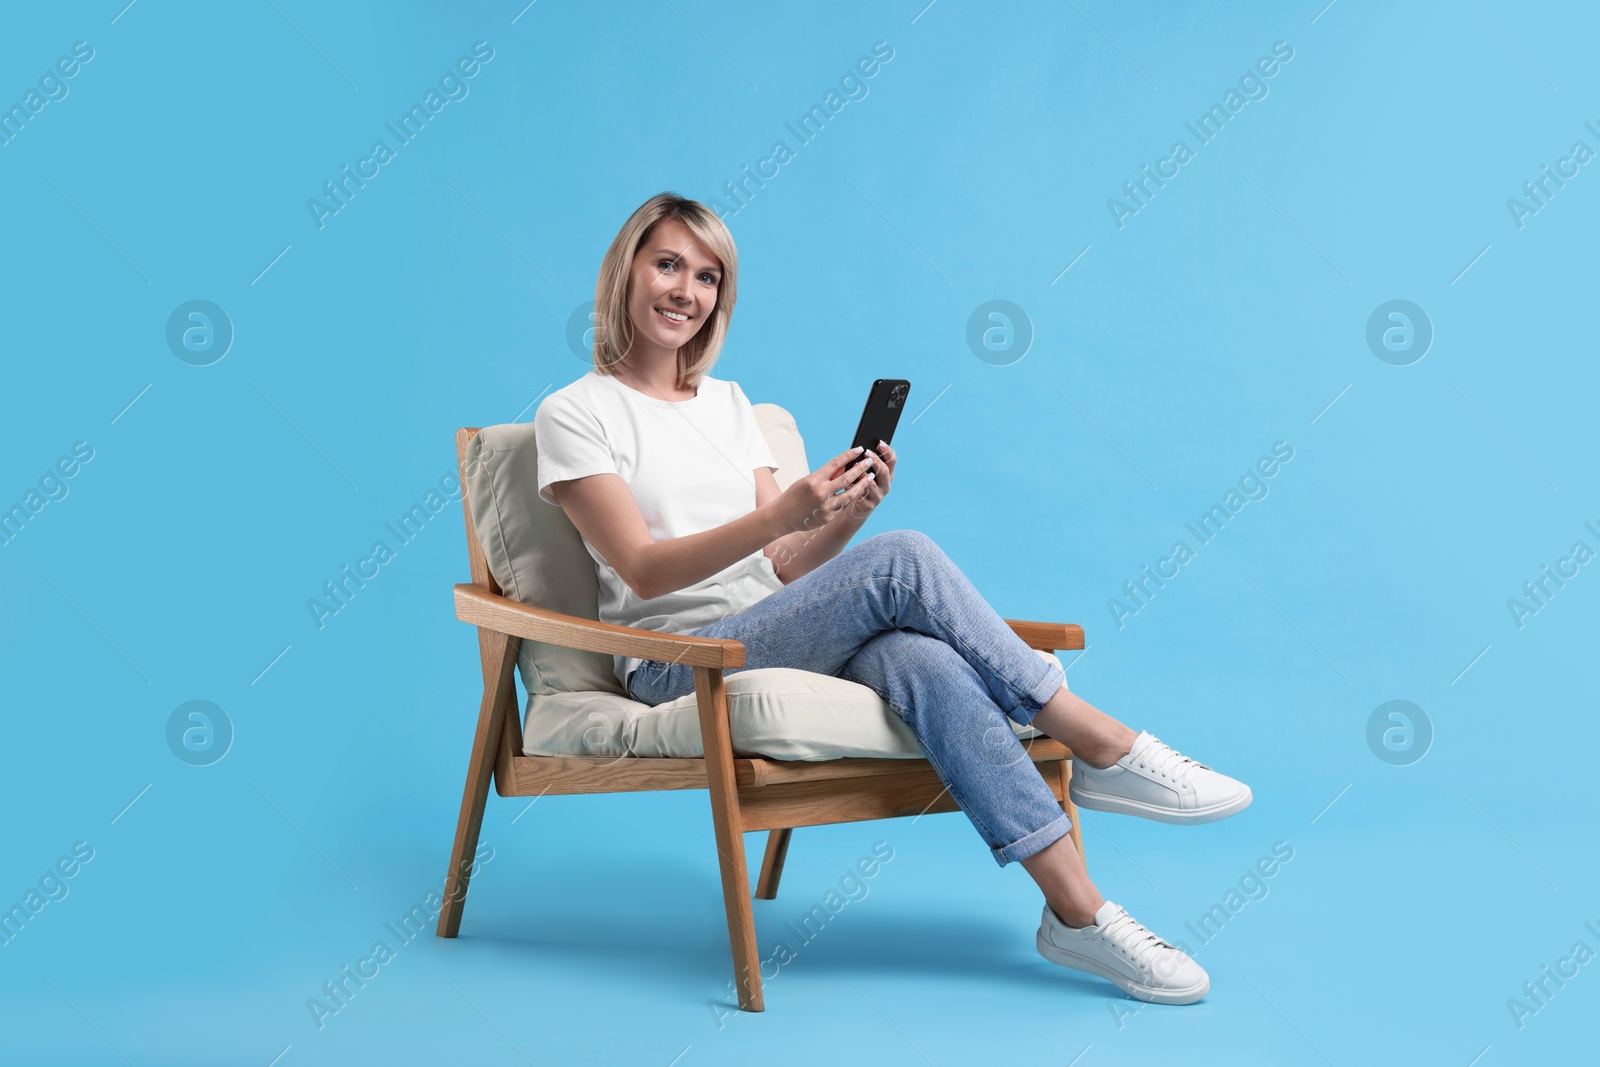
<box><xmin>1097</xmin><ymin>908</ymin><xmax>1177</xmax><ymax>972</ymax></box>
<box><xmin>1134</xmin><ymin>736</ymin><xmax>1205</xmax><ymax>787</ymax></box>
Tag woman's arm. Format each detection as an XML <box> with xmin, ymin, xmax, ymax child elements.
<box><xmin>547</xmin><ymin>473</ymin><xmax>786</xmax><ymax>601</ymax></box>
<box><xmin>549</xmin><ymin>445</ymin><xmax>877</xmax><ymax>600</ymax></box>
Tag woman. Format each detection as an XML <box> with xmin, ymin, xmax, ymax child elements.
<box><xmin>533</xmin><ymin>192</ymin><xmax>1252</xmax><ymax>1006</ymax></box>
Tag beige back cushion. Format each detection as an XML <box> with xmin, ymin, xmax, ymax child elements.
<box><xmin>462</xmin><ymin>402</ymin><xmax>811</xmax><ymax>698</ymax></box>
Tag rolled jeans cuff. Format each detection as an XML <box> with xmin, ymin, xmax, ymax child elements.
<box><xmin>990</xmin><ymin>810</ymin><xmax>1073</xmax><ymax>868</ymax></box>
<box><xmin>1005</xmin><ymin>654</ymin><xmax>1067</xmax><ymax>729</ymax></box>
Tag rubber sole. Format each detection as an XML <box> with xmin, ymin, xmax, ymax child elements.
<box><xmin>1036</xmin><ymin>931</ymin><xmax>1210</xmax><ymax>1005</ymax></box>
<box><xmin>1067</xmin><ymin>783</ymin><xmax>1253</xmax><ymax>825</ymax></box>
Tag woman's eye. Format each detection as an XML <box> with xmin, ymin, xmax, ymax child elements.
<box><xmin>698</xmin><ymin>273</ymin><xmax>716</xmax><ymax>285</ymax></box>
<box><xmin>658</xmin><ymin>259</ymin><xmax>676</xmax><ymax>272</ymax></box>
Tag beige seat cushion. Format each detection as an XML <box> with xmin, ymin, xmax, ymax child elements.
<box><xmin>462</xmin><ymin>400</ymin><xmax>1053</xmax><ymax>761</ymax></box>
<box><xmin>523</xmin><ymin>653</ymin><xmax>1059</xmax><ymax>761</ymax></box>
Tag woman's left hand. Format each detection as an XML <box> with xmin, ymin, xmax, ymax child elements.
<box><xmin>852</xmin><ymin>439</ymin><xmax>895</xmax><ymax>513</ymax></box>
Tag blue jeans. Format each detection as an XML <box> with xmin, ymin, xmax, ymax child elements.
<box><xmin>626</xmin><ymin>529</ymin><xmax>1072</xmax><ymax>867</ymax></box>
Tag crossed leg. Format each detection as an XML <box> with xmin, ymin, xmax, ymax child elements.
<box><xmin>627</xmin><ymin>529</ymin><xmax>1237</xmax><ymax>937</ymax></box>
<box><xmin>837</xmin><ymin>626</ymin><xmax>1137</xmax><ymax>926</ymax></box>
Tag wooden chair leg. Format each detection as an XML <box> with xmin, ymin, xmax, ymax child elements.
<box><xmin>755</xmin><ymin>828</ymin><xmax>793</xmax><ymax>900</ymax></box>
<box><xmin>694</xmin><ymin>666</ymin><xmax>764</xmax><ymax>1012</ymax></box>
<box><xmin>438</xmin><ymin>628</ymin><xmax>519</xmax><ymax>938</ymax></box>
<box><xmin>1056</xmin><ymin>759</ymin><xmax>1086</xmax><ymax>867</ymax></box>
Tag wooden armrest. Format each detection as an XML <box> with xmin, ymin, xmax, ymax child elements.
<box><xmin>456</xmin><ymin>584</ymin><xmax>1073</xmax><ymax>666</ymax></box>
<box><xmin>454</xmin><ymin>583</ymin><xmax>743</xmax><ymax>770</ymax></box>
<box><xmin>453</xmin><ymin>584</ymin><xmax>745</xmax><ymax>669</ymax></box>
<box><xmin>1004</xmin><ymin>618</ymin><xmax>1086</xmax><ymax>652</ymax></box>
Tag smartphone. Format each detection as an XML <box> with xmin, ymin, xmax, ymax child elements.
<box><xmin>850</xmin><ymin>379</ymin><xmax>910</xmax><ymax>456</ymax></box>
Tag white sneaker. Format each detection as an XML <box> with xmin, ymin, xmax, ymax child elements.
<box><xmin>1069</xmin><ymin>730</ymin><xmax>1251</xmax><ymax>824</ymax></box>
<box><xmin>1036</xmin><ymin>900</ymin><xmax>1209</xmax><ymax>1004</ymax></box>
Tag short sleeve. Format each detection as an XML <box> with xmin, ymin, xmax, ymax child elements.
<box><xmin>729</xmin><ymin>381</ymin><xmax>780</xmax><ymax>474</ymax></box>
<box><xmin>533</xmin><ymin>392</ymin><xmax>616</xmax><ymax>505</ymax></box>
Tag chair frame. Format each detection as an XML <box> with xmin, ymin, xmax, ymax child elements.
<box><xmin>436</xmin><ymin>427</ymin><xmax>1088</xmax><ymax>1012</ymax></box>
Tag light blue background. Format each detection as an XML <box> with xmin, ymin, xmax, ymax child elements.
<box><xmin>2</xmin><ymin>1</ymin><xmax>1595</xmax><ymax>1063</ymax></box>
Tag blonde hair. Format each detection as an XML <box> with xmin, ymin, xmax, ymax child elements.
<box><xmin>592</xmin><ymin>192</ymin><xmax>738</xmax><ymax>390</ymax></box>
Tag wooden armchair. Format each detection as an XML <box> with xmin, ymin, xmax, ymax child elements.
<box><xmin>436</xmin><ymin>418</ymin><xmax>1087</xmax><ymax>1012</ymax></box>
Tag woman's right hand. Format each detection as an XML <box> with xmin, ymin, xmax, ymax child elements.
<box><xmin>769</xmin><ymin>446</ymin><xmax>878</xmax><ymax>535</ymax></box>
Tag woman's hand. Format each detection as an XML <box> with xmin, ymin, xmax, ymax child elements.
<box><xmin>853</xmin><ymin>439</ymin><xmax>895</xmax><ymax>514</ymax></box>
<box><xmin>770</xmin><ymin>445</ymin><xmax>881</xmax><ymax>534</ymax></box>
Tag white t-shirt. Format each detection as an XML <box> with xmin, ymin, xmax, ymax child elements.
<box><xmin>533</xmin><ymin>369</ymin><xmax>786</xmax><ymax>690</ymax></box>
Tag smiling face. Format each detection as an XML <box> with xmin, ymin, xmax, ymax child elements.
<box><xmin>624</xmin><ymin>217</ymin><xmax>723</xmax><ymax>360</ymax></box>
